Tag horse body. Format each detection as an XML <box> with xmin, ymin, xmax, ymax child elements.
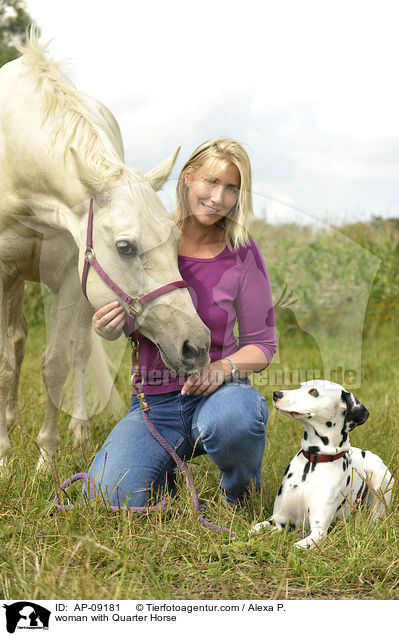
<box><xmin>0</xmin><ymin>55</ymin><xmax>129</xmax><ymax>467</ymax></box>
<box><xmin>0</xmin><ymin>34</ymin><xmax>210</xmax><ymax>467</ymax></box>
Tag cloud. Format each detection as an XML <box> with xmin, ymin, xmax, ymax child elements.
<box><xmin>25</xmin><ymin>0</ymin><xmax>399</xmax><ymax>224</ymax></box>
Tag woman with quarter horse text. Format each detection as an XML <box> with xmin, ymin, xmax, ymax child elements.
<box><xmin>87</xmin><ymin>138</ymin><xmax>277</xmax><ymax>508</ymax></box>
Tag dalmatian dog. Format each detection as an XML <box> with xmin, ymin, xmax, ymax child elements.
<box><xmin>251</xmin><ymin>379</ymin><xmax>393</xmax><ymax>548</ymax></box>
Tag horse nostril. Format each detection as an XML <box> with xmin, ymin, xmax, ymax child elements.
<box><xmin>182</xmin><ymin>340</ymin><xmax>198</xmax><ymax>360</ymax></box>
<box><xmin>273</xmin><ymin>391</ymin><xmax>284</xmax><ymax>400</ymax></box>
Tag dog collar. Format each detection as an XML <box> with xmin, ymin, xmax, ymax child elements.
<box><xmin>301</xmin><ymin>449</ymin><xmax>348</xmax><ymax>463</ymax></box>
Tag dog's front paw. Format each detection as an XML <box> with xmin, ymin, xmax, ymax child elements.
<box><xmin>249</xmin><ymin>520</ymin><xmax>272</xmax><ymax>535</ymax></box>
<box><xmin>294</xmin><ymin>528</ymin><xmax>326</xmax><ymax>549</ymax></box>
<box><xmin>294</xmin><ymin>536</ymin><xmax>315</xmax><ymax>549</ymax></box>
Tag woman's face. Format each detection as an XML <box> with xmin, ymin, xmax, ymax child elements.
<box><xmin>184</xmin><ymin>160</ymin><xmax>240</xmax><ymax>227</ymax></box>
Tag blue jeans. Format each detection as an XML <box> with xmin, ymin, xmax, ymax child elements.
<box><xmin>85</xmin><ymin>379</ymin><xmax>268</xmax><ymax>507</ymax></box>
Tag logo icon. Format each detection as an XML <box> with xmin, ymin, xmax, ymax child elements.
<box><xmin>2</xmin><ymin>602</ymin><xmax>50</xmax><ymax>633</ymax></box>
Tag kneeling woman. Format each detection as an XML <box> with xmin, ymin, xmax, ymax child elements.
<box><xmin>88</xmin><ymin>138</ymin><xmax>276</xmax><ymax>507</ymax></box>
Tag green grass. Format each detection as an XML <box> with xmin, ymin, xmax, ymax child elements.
<box><xmin>1</xmin><ymin>219</ymin><xmax>399</xmax><ymax>600</ymax></box>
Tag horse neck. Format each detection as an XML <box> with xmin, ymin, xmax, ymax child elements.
<box><xmin>4</xmin><ymin>64</ymin><xmax>116</xmax><ymax>212</ymax></box>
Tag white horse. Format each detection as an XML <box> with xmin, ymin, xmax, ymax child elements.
<box><xmin>0</xmin><ymin>33</ymin><xmax>210</xmax><ymax>468</ymax></box>
<box><xmin>6</xmin><ymin>92</ymin><xmax>127</xmax><ymax>469</ymax></box>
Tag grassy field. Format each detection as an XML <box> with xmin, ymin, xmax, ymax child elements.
<box><xmin>1</xmin><ymin>218</ymin><xmax>398</xmax><ymax>600</ymax></box>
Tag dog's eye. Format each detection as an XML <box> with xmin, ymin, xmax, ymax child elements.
<box><xmin>308</xmin><ymin>388</ymin><xmax>319</xmax><ymax>397</ymax></box>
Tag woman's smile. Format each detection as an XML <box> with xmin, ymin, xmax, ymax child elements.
<box><xmin>200</xmin><ymin>201</ymin><xmax>221</xmax><ymax>214</ymax></box>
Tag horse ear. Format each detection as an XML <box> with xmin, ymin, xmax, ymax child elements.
<box><xmin>70</xmin><ymin>147</ymin><xmax>105</xmax><ymax>195</ymax></box>
<box><xmin>341</xmin><ymin>390</ymin><xmax>369</xmax><ymax>431</ymax></box>
<box><xmin>144</xmin><ymin>146</ymin><xmax>180</xmax><ymax>191</ymax></box>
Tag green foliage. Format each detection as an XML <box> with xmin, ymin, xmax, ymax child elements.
<box><xmin>249</xmin><ymin>217</ymin><xmax>399</xmax><ymax>386</ymax></box>
<box><xmin>23</xmin><ymin>281</ymin><xmax>46</xmax><ymax>326</ymax></box>
<box><xmin>0</xmin><ymin>0</ymin><xmax>38</xmax><ymax>67</ymax></box>
<box><xmin>250</xmin><ymin>217</ymin><xmax>399</xmax><ymax>333</ymax></box>
<box><xmin>341</xmin><ymin>219</ymin><xmax>399</xmax><ymax>324</ymax></box>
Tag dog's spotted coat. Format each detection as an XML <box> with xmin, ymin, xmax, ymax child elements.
<box><xmin>251</xmin><ymin>380</ymin><xmax>393</xmax><ymax>548</ymax></box>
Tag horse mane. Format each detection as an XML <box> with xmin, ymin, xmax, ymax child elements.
<box><xmin>17</xmin><ymin>29</ymin><xmax>129</xmax><ymax>182</ymax></box>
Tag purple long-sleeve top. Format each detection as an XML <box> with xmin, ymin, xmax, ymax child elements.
<box><xmin>132</xmin><ymin>240</ymin><xmax>276</xmax><ymax>394</ymax></box>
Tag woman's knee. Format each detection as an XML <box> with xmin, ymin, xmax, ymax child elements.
<box><xmin>195</xmin><ymin>383</ymin><xmax>268</xmax><ymax>447</ymax></box>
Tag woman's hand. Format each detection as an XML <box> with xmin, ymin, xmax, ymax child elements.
<box><xmin>181</xmin><ymin>359</ymin><xmax>232</xmax><ymax>397</ymax></box>
<box><xmin>92</xmin><ymin>301</ymin><xmax>126</xmax><ymax>340</ymax></box>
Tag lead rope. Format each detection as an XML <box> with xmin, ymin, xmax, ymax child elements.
<box><xmin>52</xmin><ymin>338</ymin><xmax>235</xmax><ymax>539</ymax></box>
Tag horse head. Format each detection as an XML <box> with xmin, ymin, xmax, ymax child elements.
<box><xmin>26</xmin><ymin>147</ymin><xmax>210</xmax><ymax>374</ymax></box>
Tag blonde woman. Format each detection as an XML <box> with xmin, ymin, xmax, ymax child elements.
<box><xmin>89</xmin><ymin>138</ymin><xmax>276</xmax><ymax>507</ymax></box>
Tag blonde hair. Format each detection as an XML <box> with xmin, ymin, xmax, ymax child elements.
<box><xmin>174</xmin><ymin>138</ymin><xmax>253</xmax><ymax>250</ymax></box>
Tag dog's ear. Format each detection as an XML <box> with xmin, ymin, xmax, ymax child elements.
<box><xmin>341</xmin><ymin>390</ymin><xmax>369</xmax><ymax>430</ymax></box>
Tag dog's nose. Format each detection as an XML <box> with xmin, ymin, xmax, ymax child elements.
<box><xmin>273</xmin><ymin>391</ymin><xmax>284</xmax><ymax>400</ymax></box>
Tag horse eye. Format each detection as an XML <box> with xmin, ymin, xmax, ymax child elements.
<box><xmin>309</xmin><ymin>388</ymin><xmax>319</xmax><ymax>397</ymax></box>
<box><xmin>116</xmin><ymin>240</ymin><xmax>136</xmax><ymax>257</ymax></box>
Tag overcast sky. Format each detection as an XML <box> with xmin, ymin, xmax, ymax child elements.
<box><xmin>24</xmin><ymin>0</ymin><xmax>399</xmax><ymax>226</ymax></box>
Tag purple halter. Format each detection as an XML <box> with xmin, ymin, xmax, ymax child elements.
<box><xmin>81</xmin><ymin>198</ymin><xmax>187</xmax><ymax>330</ymax></box>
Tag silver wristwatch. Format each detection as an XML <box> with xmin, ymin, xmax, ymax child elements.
<box><xmin>223</xmin><ymin>358</ymin><xmax>239</xmax><ymax>382</ymax></box>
